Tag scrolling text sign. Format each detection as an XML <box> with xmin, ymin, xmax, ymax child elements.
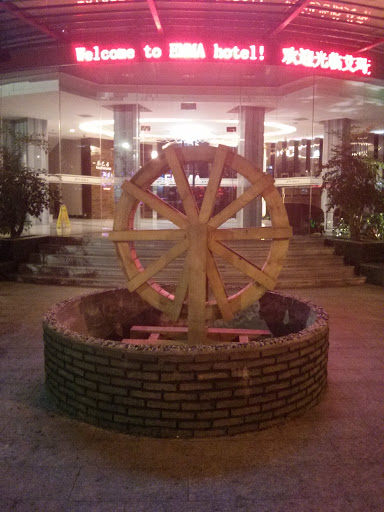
<box><xmin>74</xmin><ymin>43</ymin><xmax>371</xmax><ymax>76</ymax></box>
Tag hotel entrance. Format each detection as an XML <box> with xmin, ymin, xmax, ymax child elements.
<box><xmin>1</xmin><ymin>59</ymin><xmax>383</xmax><ymax>237</ymax></box>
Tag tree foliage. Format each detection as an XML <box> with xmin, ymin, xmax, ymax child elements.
<box><xmin>318</xmin><ymin>132</ymin><xmax>384</xmax><ymax>240</ymax></box>
<box><xmin>0</xmin><ymin>129</ymin><xmax>57</xmax><ymax>238</ymax></box>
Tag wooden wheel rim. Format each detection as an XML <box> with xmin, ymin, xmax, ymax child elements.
<box><xmin>111</xmin><ymin>144</ymin><xmax>292</xmax><ymax>324</ymax></box>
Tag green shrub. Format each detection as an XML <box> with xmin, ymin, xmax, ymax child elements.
<box><xmin>0</xmin><ymin>130</ymin><xmax>59</xmax><ymax>238</ymax></box>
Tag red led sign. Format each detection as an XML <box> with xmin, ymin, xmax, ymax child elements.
<box><xmin>214</xmin><ymin>44</ymin><xmax>264</xmax><ymax>61</ymax></box>
<box><xmin>74</xmin><ymin>43</ymin><xmax>372</xmax><ymax>76</ymax></box>
<box><xmin>75</xmin><ymin>46</ymin><xmax>135</xmax><ymax>62</ymax></box>
<box><xmin>74</xmin><ymin>43</ymin><xmax>266</xmax><ymax>63</ymax></box>
<box><xmin>77</xmin><ymin>1</ymin><xmax>125</xmax><ymax>3</ymax></box>
<box><xmin>282</xmin><ymin>46</ymin><xmax>371</xmax><ymax>76</ymax></box>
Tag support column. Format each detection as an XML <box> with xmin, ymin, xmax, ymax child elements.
<box><xmin>321</xmin><ymin>118</ymin><xmax>351</xmax><ymax>235</ymax></box>
<box><xmin>237</xmin><ymin>106</ymin><xmax>265</xmax><ymax>227</ymax></box>
<box><xmin>113</xmin><ymin>105</ymin><xmax>140</xmax><ymax>203</ymax></box>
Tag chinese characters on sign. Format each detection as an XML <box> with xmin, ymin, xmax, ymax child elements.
<box><xmin>281</xmin><ymin>46</ymin><xmax>371</xmax><ymax>76</ymax></box>
<box><xmin>96</xmin><ymin>160</ymin><xmax>112</xmax><ymax>172</ymax></box>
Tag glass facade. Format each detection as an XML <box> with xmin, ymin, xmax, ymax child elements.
<box><xmin>1</xmin><ymin>69</ymin><xmax>383</xmax><ymax>236</ymax></box>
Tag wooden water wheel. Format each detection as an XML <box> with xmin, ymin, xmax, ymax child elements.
<box><xmin>110</xmin><ymin>144</ymin><xmax>292</xmax><ymax>344</ymax></box>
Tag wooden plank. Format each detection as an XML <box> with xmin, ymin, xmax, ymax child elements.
<box><xmin>164</xmin><ymin>145</ymin><xmax>199</xmax><ymax>223</ymax></box>
<box><xmin>181</xmin><ymin>145</ymin><xmax>216</xmax><ymax>165</ymax></box>
<box><xmin>131</xmin><ymin>325</ymin><xmax>187</xmax><ymax>335</ymax></box>
<box><xmin>263</xmin><ymin>187</ymin><xmax>290</xmax><ymax>226</ymax></box>
<box><xmin>169</xmin><ymin>259</ymin><xmax>189</xmax><ymax>322</ymax></box>
<box><xmin>230</xmin><ymin>152</ymin><xmax>263</xmax><ymax>183</ymax></box>
<box><xmin>131</xmin><ymin>325</ymin><xmax>270</xmax><ymax>336</ymax></box>
<box><xmin>206</xmin><ymin>251</ymin><xmax>234</xmax><ymax>321</ymax></box>
<box><xmin>199</xmin><ymin>145</ymin><xmax>229</xmax><ymax>223</ymax></box>
<box><xmin>208</xmin><ymin>174</ymin><xmax>274</xmax><ymax>229</ymax></box>
<box><xmin>117</xmin><ymin>242</ymin><xmax>175</xmax><ymax>315</ymax></box>
<box><xmin>110</xmin><ymin>229</ymin><xmax>185</xmax><ymax>242</ymax></box>
<box><xmin>113</xmin><ymin>187</ymin><xmax>134</xmax><ymax>231</ymax></box>
<box><xmin>122</xmin><ymin>180</ymin><xmax>190</xmax><ymax>229</ymax></box>
<box><xmin>212</xmin><ymin>226</ymin><xmax>293</xmax><ymax>241</ymax></box>
<box><xmin>187</xmin><ymin>224</ymin><xmax>208</xmax><ymax>344</ymax></box>
<box><xmin>127</xmin><ymin>238</ymin><xmax>189</xmax><ymax>292</ymax></box>
<box><xmin>209</xmin><ymin>239</ymin><xmax>276</xmax><ymax>290</ymax></box>
<box><xmin>149</xmin><ymin>333</ymin><xmax>160</xmax><ymax>341</ymax></box>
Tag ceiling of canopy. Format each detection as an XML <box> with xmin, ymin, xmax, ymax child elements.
<box><xmin>0</xmin><ymin>1</ymin><xmax>383</xmax><ymax>58</ymax></box>
<box><xmin>1</xmin><ymin>1</ymin><xmax>384</xmax><ymax>145</ymax></box>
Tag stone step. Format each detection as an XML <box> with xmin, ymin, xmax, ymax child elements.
<box><xmin>15</xmin><ymin>235</ymin><xmax>366</xmax><ymax>289</ymax></box>
<box><xmin>21</xmin><ymin>250</ymin><xmax>354</xmax><ymax>272</ymax></box>
<box><xmin>18</xmin><ymin>260</ymin><xmax>358</xmax><ymax>284</ymax></box>
<box><xmin>36</xmin><ymin>244</ymin><xmax>334</xmax><ymax>260</ymax></box>
<box><xmin>16</xmin><ymin>272</ymin><xmax>366</xmax><ymax>290</ymax></box>
<box><xmin>28</xmin><ymin>251</ymin><xmax>340</xmax><ymax>268</ymax></box>
<box><xmin>79</xmin><ymin>234</ymin><xmax>327</xmax><ymax>245</ymax></box>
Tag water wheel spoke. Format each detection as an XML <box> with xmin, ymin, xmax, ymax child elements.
<box><xmin>110</xmin><ymin>229</ymin><xmax>186</xmax><ymax>242</ymax></box>
<box><xmin>122</xmin><ymin>180</ymin><xmax>190</xmax><ymax>230</ymax></box>
<box><xmin>208</xmin><ymin>239</ymin><xmax>276</xmax><ymax>290</ymax></box>
<box><xmin>199</xmin><ymin>144</ymin><xmax>229</xmax><ymax>224</ymax></box>
<box><xmin>208</xmin><ymin>174</ymin><xmax>275</xmax><ymax>229</ymax></box>
<box><xmin>127</xmin><ymin>239</ymin><xmax>189</xmax><ymax>292</ymax></box>
<box><xmin>169</xmin><ymin>259</ymin><xmax>189</xmax><ymax>322</ymax></box>
<box><xmin>206</xmin><ymin>251</ymin><xmax>234</xmax><ymax>321</ymax></box>
<box><xmin>212</xmin><ymin>226</ymin><xmax>293</xmax><ymax>242</ymax></box>
<box><xmin>164</xmin><ymin>145</ymin><xmax>199</xmax><ymax>223</ymax></box>
<box><xmin>187</xmin><ymin>225</ymin><xmax>208</xmax><ymax>344</ymax></box>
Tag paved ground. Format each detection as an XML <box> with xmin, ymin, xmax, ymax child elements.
<box><xmin>0</xmin><ymin>281</ymin><xmax>383</xmax><ymax>512</ymax></box>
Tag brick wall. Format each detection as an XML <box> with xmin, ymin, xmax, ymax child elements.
<box><xmin>43</xmin><ymin>290</ymin><xmax>329</xmax><ymax>437</ymax></box>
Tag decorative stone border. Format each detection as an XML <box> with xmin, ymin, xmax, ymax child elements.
<box><xmin>43</xmin><ymin>289</ymin><xmax>329</xmax><ymax>437</ymax></box>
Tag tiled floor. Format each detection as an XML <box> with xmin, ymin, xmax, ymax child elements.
<box><xmin>0</xmin><ymin>281</ymin><xmax>383</xmax><ymax>511</ymax></box>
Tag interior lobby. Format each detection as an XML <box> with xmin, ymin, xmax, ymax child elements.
<box><xmin>1</xmin><ymin>2</ymin><xmax>384</xmax><ymax>237</ymax></box>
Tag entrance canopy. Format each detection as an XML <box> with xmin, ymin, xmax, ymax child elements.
<box><xmin>0</xmin><ymin>1</ymin><xmax>383</xmax><ymax>79</ymax></box>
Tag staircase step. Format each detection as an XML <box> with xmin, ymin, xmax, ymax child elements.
<box><xmin>16</xmin><ymin>273</ymin><xmax>366</xmax><ymax>290</ymax></box>
<box><xmin>15</xmin><ymin>235</ymin><xmax>366</xmax><ymax>289</ymax></box>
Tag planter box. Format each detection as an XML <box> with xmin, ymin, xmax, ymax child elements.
<box><xmin>325</xmin><ymin>238</ymin><xmax>384</xmax><ymax>266</ymax></box>
<box><xmin>0</xmin><ymin>236</ymin><xmax>51</xmax><ymax>265</ymax></box>
<box><xmin>360</xmin><ymin>262</ymin><xmax>384</xmax><ymax>286</ymax></box>
<box><xmin>0</xmin><ymin>236</ymin><xmax>52</xmax><ymax>280</ymax></box>
<box><xmin>0</xmin><ymin>235</ymin><xmax>88</xmax><ymax>281</ymax></box>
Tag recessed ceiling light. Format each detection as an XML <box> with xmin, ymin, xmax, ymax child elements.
<box><xmin>69</xmin><ymin>129</ymin><xmax>76</xmax><ymax>133</ymax></box>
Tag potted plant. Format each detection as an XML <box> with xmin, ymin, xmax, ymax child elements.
<box><xmin>319</xmin><ymin>130</ymin><xmax>384</xmax><ymax>267</ymax></box>
<box><xmin>0</xmin><ymin>127</ymin><xmax>59</xmax><ymax>239</ymax></box>
<box><xmin>318</xmin><ymin>130</ymin><xmax>383</xmax><ymax>241</ymax></box>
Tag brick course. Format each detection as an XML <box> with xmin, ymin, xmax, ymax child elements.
<box><xmin>43</xmin><ymin>289</ymin><xmax>329</xmax><ymax>437</ymax></box>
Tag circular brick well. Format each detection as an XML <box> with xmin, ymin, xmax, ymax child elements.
<box><xmin>43</xmin><ymin>289</ymin><xmax>329</xmax><ymax>437</ymax></box>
